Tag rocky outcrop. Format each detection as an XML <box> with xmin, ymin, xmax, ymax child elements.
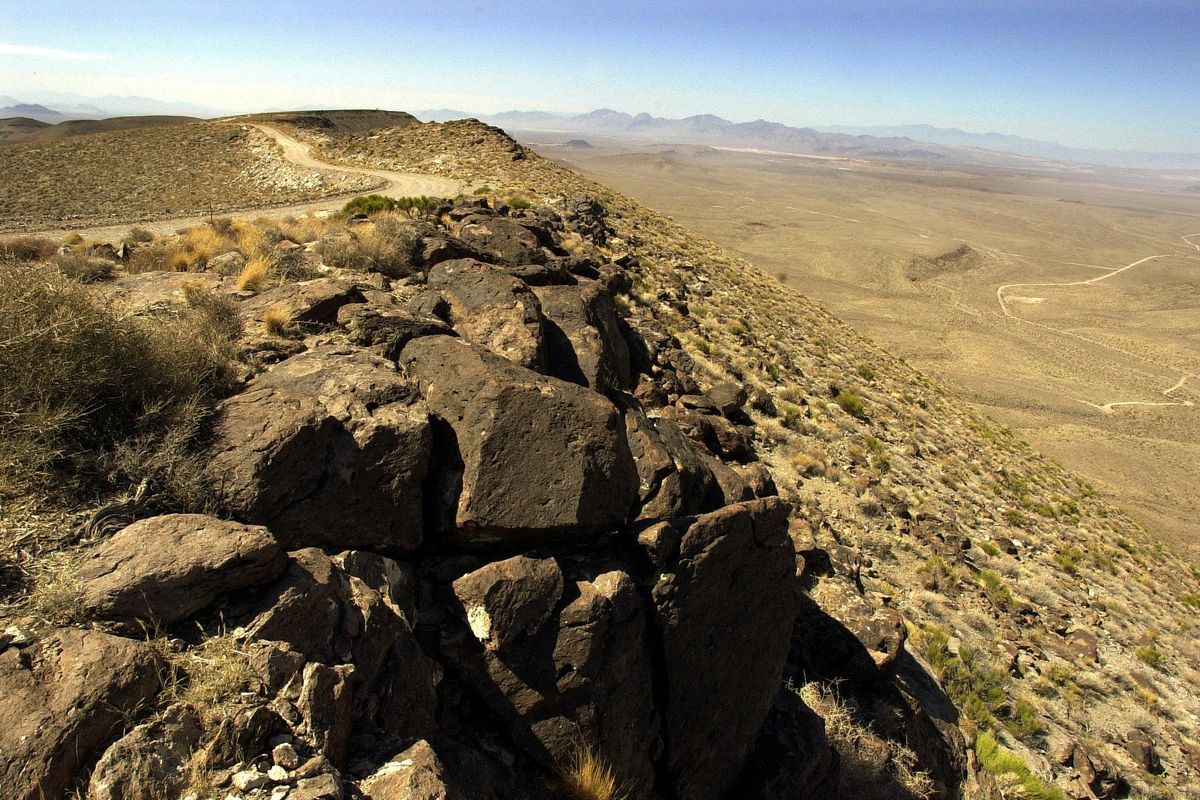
<box><xmin>401</xmin><ymin>335</ymin><xmax>638</xmax><ymax>545</ymax></box>
<box><xmin>208</xmin><ymin>346</ymin><xmax>431</xmax><ymax>552</ymax></box>
<box><xmin>76</xmin><ymin>514</ymin><xmax>285</xmax><ymax>628</ymax></box>
<box><xmin>427</xmin><ymin>258</ymin><xmax>546</xmax><ymax>369</ymax></box>
<box><xmin>440</xmin><ymin>553</ymin><xmax>661</xmax><ymax>795</ymax></box>
<box><xmin>650</xmin><ymin>498</ymin><xmax>798</xmax><ymax>800</ymax></box>
<box><xmin>11</xmin><ymin>192</ymin><xmax>993</xmax><ymax>800</ymax></box>
<box><xmin>0</xmin><ymin>629</ymin><xmax>163</xmax><ymax>800</ymax></box>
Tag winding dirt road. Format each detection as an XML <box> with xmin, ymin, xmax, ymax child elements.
<box><xmin>31</xmin><ymin>124</ymin><xmax>464</xmax><ymax>241</ymax></box>
<box><xmin>995</xmin><ymin>251</ymin><xmax>1196</xmax><ymax>412</ymax></box>
<box><xmin>251</xmin><ymin>124</ymin><xmax>462</xmax><ymax>200</ymax></box>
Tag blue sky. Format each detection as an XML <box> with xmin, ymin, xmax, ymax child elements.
<box><xmin>1</xmin><ymin>0</ymin><xmax>1196</xmax><ymax>152</ymax></box>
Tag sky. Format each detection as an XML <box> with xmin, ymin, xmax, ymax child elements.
<box><xmin>1</xmin><ymin>0</ymin><xmax>1196</xmax><ymax>152</ymax></box>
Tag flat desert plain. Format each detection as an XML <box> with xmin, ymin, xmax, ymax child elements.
<box><xmin>538</xmin><ymin>138</ymin><xmax>1200</xmax><ymax>559</ymax></box>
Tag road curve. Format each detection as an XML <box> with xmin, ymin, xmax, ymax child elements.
<box><xmin>995</xmin><ymin>251</ymin><xmax>1196</xmax><ymax>411</ymax></box>
<box><xmin>251</xmin><ymin>124</ymin><xmax>463</xmax><ymax>199</ymax></box>
<box><xmin>27</xmin><ymin>124</ymin><xmax>465</xmax><ymax>241</ymax></box>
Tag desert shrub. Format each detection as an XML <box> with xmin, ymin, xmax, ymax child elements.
<box><xmin>123</xmin><ymin>226</ymin><xmax>155</xmax><ymax>244</ymax></box>
<box><xmin>320</xmin><ymin>213</ymin><xmax>422</xmax><ymax>277</ymax></box>
<box><xmin>50</xmin><ymin>250</ymin><xmax>115</xmax><ymax>283</ymax></box>
<box><xmin>1135</xmin><ymin>646</ymin><xmax>1164</xmax><ymax>670</ymax></box>
<box><xmin>0</xmin><ymin>235</ymin><xmax>59</xmax><ymax>261</ymax></box>
<box><xmin>974</xmin><ymin>732</ymin><xmax>1065</xmax><ymax>800</ymax></box>
<box><xmin>835</xmin><ymin>391</ymin><xmax>867</xmax><ymax>419</ymax></box>
<box><xmin>127</xmin><ymin>242</ymin><xmax>178</xmax><ymax>273</ymax></box>
<box><xmin>342</xmin><ymin>193</ymin><xmax>398</xmax><ymax>216</ymax></box>
<box><xmin>0</xmin><ymin>258</ymin><xmax>240</xmax><ymax>504</ymax></box>
<box><xmin>799</xmin><ymin>681</ymin><xmax>935</xmax><ymax>800</ymax></box>
<box><xmin>395</xmin><ymin>195</ymin><xmax>439</xmax><ymax>215</ymax></box>
<box><xmin>507</xmin><ymin>194</ymin><xmax>531</xmax><ymax>209</ymax></box>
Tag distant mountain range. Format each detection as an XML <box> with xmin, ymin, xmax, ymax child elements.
<box><xmin>0</xmin><ymin>91</ymin><xmax>220</xmax><ymax>122</ymax></box>
<box><xmin>414</xmin><ymin>108</ymin><xmax>1200</xmax><ymax>171</ymax></box>
<box><xmin>813</xmin><ymin>124</ymin><xmax>1200</xmax><ymax>171</ymax></box>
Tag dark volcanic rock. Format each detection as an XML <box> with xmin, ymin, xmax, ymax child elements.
<box><xmin>650</xmin><ymin>498</ymin><xmax>798</xmax><ymax>800</ymax></box>
<box><xmin>428</xmin><ymin>258</ymin><xmax>545</xmax><ymax>369</ymax></box>
<box><xmin>623</xmin><ymin>407</ymin><xmax>721</xmax><ymax>523</ymax></box>
<box><xmin>738</xmin><ymin>686</ymin><xmax>840</xmax><ymax>799</ymax></box>
<box><xmin>208</xmin><ymin>346</ymin><xmax>431</xmax><ymax>552</ymax></box>
<box><xmin>441</xmin><ymin>553</ymin><xmax>660</xmax><ymax>795</ymax></box>
<box><xmin>0</xmin><ymin>628</ymin><xmax>163</xmax><ymax>800</ymax></box>
<box><xmin>401</xmin><ymin>336</ymin><xmax>638</xmax><ymax>545</ymax></box>
<box><xmin>246</xmin><ymin>549</ymin><xmax>440</xmax><ymax>747</ymax></box>
<box><xmin>533</xmin><ymin>281</ymin><xmax>632</xmax><ymax>393</ymax></box>
<box><xmin>87</xmin><ymin>705</ymin><xmax>204</xmax><ymax>800</ymax></box>
<box><xmin>451</xmin><ymin>554</ymin><xmax>564</xmax><ymax>652</ymax></box>
<box><xmin>337</xmin><ymin>301</ymin><xmax>454</xmax><ymax>360</ymax></box>
<box><xmin>455</xmin><ymin>215</ymin><xmax>548</xmax><ymax>266</ymax></box>
<box><xmin>240</xmin><ymin>278</ymin><xmax>363</xmax><ymax>326</ymax></box>
<box><xmin>76</xmin><ymin>514</ymin><xmax>285</xmax><ymax>628</ymax></box>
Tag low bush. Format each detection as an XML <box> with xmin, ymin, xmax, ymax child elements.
<box><xmin>320</xmin><ymin>213</ymin><xmax>422</xmax><ymax>277</ymax></box>
<box><xmin>835</xmin><ymin>391</ymin><xmax>867</xmax><ymax>419</ymax></box>
<box><xmin>342</xmin><ymin>193</ymin><xmax>398</xmax><ymax>216</ymax></box>
<box><xmin>0</xmin><ymin>258</ymin><xmax>240</xmax><ymax>504</ymax></box>
<box><xmin>50</xmin><ymin>251</ymin><xmax>115</xmax><ymax>283</ymax></box>
<box><xmin>0</xmin><ymin>235</ymin><xmax>59</xmax><ymax>261</ymax></box>
<box><xmin>974</xmin><ymin>732</ymin><xmax>1065</xmax><ymax>800</ymax></box>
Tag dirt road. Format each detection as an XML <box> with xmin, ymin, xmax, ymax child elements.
<box><xmin>30</xmin><ymin>124</ymin><xmax>464</xmax><ymax>241</ymax></box>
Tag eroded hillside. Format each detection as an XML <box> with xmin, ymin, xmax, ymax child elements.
<box><xmin>0</xmin><ymin>121</ymin><xmax>377</xmax><ymax>231</ymax></box>
<box><xmin>1</xmin><ymin>117</ymin><xmax>1198</xmax><ymax>800</ymax></box>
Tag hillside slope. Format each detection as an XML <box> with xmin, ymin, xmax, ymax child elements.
<box><xmin>0</xmin><ymin>121</ymin><xmax>377</xmax><ymax>231</ymax></box>
<box><xmin>0</xmin><ymin>116</ymin><xmax>1198</xmax><ymax>800</ymax></box>
<box><xmin>299</xmin><ymin>119</ymin><xmax>1200</xmax><ymax>797</ymax></box>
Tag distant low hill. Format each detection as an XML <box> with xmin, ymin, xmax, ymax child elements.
<box><xmin>816</xmin><ymin>123</ymin><xmax>1200</xmax><ymax>170</ymax></box>
<box><xmin>242</xmin><ymin>109</ymin><xmax>418</xmax><ymax>134</ymax></box>
<box><xmin>0</xmin><ymin>115</ymin><xmax>200</xmax><ymax>145</ymax></box>
<box><xmin>0</xmin><ymin>117</ymin><xmax>52</xmax><ymax>144</ymax></box>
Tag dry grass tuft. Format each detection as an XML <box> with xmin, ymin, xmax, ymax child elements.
<box><xmin>23</xmin><ymin>550</ymin><xmax>85</xmax><ymax>625</ymax></box>
<box><xmin>560</xmin><ymin>743</ymin><xmax>623</xmax><ymax>800</ymax></box>
<box><xmin>0</xmin><ymin>257</ymin><xmax>240</xmax><ymax>503</ymax></box>
<box><xmin>319</xmin><ymin>213</ymin><xmax>422</xmax><ymax>277</ymax></box>
<box><xmin>799</xmin><ymin>681</ymin><xmax>934</xmax><ymax>800</ymax></box>
<box><xmin>0</xmin><ymin>234</ymin><xmax>59</xmax><ymax>261</ymax></box>
<box><xmin>233</xmin><ymin>220</ymin><xmax>269</xmax><ymax>257</ymax></box>
<box><xmin>236</xmin><ymin>254</ymin><xmax>273</xmax><ymax>292</ymax></box>
<box><xmin>262</xmin><ymin>305</ymin><xmax>292</xmax><ymax>337</ymax></box>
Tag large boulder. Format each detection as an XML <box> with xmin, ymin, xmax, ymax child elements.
<box><xmin>650</xmin><ymin>498</ymin><xmax>798</xmax><ymax>800</ymax></box>
<box><xmin>401</xmin><ymin>336</ymin><xmax>638</xmax><ymax>545</ymax></box>
<box><xmin>441</xmin><ymin>553</ymin><xmax>660</xmax><ymax>796</ymax></box>
<box><xmin>427</xmin><ymin>258</ymin><xmax>545</xmax><ymax>369</ymax></box>
<box><xmin>737</xmin><ymin>687</ymin><xmax>840</xmax><ymax>799</ymax></box>
<box><xmin>240</xmin><ymin>278</ymin><xmax>363</xmax><ymax>326</ymax></box>
<box><xmin>0</xmin><ymin>628</ymin><xmax>163</xmax><ymax>800</ymax></box>
<box><xmin>76</xmin><ymin>514</ymin><xmax>285</xmax><ymax>628</ymax></box>
<box><xmin>623</xmin><ymin>407</ymin><xmax>722</xmax><ymax>523</ymax></box>
<box><xmin>337</xmin><ymin>301</ymin><xmax>453</xmax><ymax>361</ymax></box>
<box><xmin>455</xmin><ymin>215</ymin><xmax>548</xmax><ymax>266</ymax></box>
<box><xmin>245</xmin><ymin>548</ymin><xmax>440</xmax><ymax>748</ymax></box>
<box><xmin>87</xmin><ymin>705</ymin><xmax>204</xmax><ymax>800</ymax></box>
<box><xmin>106</xmin><ymin>271</ymin><xmax>230</xmax><ymax>311</ymax></box>
<box><xmin>208</xmin><ymin>346</ymin><xmax>431</xmax><ymax>552</ymax></box>
<box><xmin>533</xmin><ymin>281</ymin><xmax>631</xmax><ymax>393</ymax></box>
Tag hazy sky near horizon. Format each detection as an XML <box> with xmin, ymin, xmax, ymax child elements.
<box><xmin>1</xmin><ymin>0</ymin><xmax>1196</xmax><ymax>152</ymax></box>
